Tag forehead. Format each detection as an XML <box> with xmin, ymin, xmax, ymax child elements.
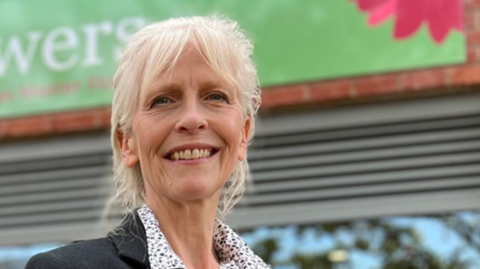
<box><xmin>140</xmin><ymin>48</ymin><xmax>236</xmax><ymax>100</ymax></box>
<box><xmin>166</xmin><ymin>48</ymin><xmax>223</xmax><ymax>81</ymax></box>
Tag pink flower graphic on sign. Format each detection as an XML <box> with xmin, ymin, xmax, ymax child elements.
<box><xmin>350</xmin><ymin>0</ymin><xmax>464</xmax><ymax>44</ymax></box>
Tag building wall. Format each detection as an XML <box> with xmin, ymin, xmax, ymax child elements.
<box><xmin>1</xmin><ymin>0</ymin><xmax>480</xmax><ymax>140</ymax></box>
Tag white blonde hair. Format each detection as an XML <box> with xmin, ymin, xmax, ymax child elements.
<box><xmin>110</xmin><ymin>16</ymin><xmax>260</xmax><ymax>220</ymax></box>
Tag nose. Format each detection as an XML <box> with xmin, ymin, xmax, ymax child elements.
<box><xmin>175</xmin><ymin>102</ymin><xmax>208</xmax><ymax>134</ymax></box>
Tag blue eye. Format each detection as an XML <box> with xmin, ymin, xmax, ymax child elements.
<box><xmin>208</xmin><ymin>93</ymin><xmax>228</xmax><ymax>102</ymax></box>
<box><xmin>152</xmin><ymin>97</ymin><xmax>171</xmax><ymax>106</ymax></box>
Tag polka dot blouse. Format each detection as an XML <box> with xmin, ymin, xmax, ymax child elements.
<box><xmin>137</xmin><ymin>204</ymin><xmax>270</xmax><ymax>269</ymax></box>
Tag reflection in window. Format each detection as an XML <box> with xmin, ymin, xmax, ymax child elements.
<box><xmin>3</xmin><ymin>211</ymin><xmax>480</xmax><ymax>269</ymax></box>
<box><xmin>241</xmin><ymin>211</ymin><xmax>480</xmax><ymax>269</ymax></box>
<box><xmin>0</xmin><ymin>243</ymin><xmax>62</xmax><ymax>269</ymax></box>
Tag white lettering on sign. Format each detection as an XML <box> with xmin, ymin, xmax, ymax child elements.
<box><xmin>82</xmin><ymin>22</ymin><xmax>113</xmax><ymax>67</ymax></box>
<box><xmin>0</xmin><ymin>32</ymin><xmax>42</xmax><ymax>76</ymax></box>
<box><xmin>115</xmin><ymin>17</ymin><xmax>147</xmax><ymax>61</ymax></box>
<box><xmin>42</xmin><ymin>27</ymin><xmax>79</xmax><ymax>71</ymax></box>
<box><xmin>0</xmin><ymin>17</ymin><xmax>147</xmax><ymax>77</ymax></box>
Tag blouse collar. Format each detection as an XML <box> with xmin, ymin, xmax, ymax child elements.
<box><xmin>137</xmin><ymin>204</ymin><xmax>269</xmax><ymax>269</ymax></box>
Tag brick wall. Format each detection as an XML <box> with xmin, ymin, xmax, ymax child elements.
<box><xmin>0</xmin><ymin>108</ymin><xmax>111</xmax><ymax>140</ymax></box>
<box><xmin>1</xmin><ymin>0</ymin><xmax>480</xmax><ymax>140</ymax></box>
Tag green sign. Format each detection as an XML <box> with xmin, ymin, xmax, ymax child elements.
<box><xmin>0</xmin><ymin>0</ymin><xmax>465</xmax><ymax>118</ymax></box>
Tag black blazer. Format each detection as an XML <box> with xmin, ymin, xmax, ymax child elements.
<box><xmin>25</xmin><ymin>212</ymin><xmax>151</xmax><ymax>269</ymax></box>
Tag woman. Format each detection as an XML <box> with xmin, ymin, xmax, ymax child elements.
<box><xmin>26</xmin><ymin>16</ymin><xmax>269</xmax><ymax>269</ymax></box>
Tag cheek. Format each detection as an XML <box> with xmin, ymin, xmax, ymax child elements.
<box><xmin>216</xmin><ymin>112</ymin><xmax>244</xmax><ymax>148</ymax></box>
<box><xmin>135</xmin><ymin>114</ymin><xmax>171</xmax><ymax>155</ymax></box>
<box><xmin>213</xmin><ymin>111</ymin><xmax>245</xmax><ymax>177</ymax></box>
<box><xmin>133</xmin><ymin>114</ymin><xmax>173</xmax><ymax>182</ymax></box>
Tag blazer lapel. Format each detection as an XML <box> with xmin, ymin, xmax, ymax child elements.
<box><xmin>108</xmin><ymin>212</ymin><xmax>150</xmax><ymax>269</ymax></box>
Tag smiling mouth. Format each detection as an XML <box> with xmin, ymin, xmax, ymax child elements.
<box><xmin>165</xmin><ymin>148</ymin><xmax>220</xmax><ymax>161</ymax></box>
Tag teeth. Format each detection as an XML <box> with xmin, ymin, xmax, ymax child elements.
<box><xmin>168</xmin><ymin>148</ymin><xmax>213</xmax><ymax>160</ymax></box>
<box><xmin>184</xmin><ymin>149</ymin><xmax>192</xmax><ymax>160</ymax></box>
<box><xmin>192</xmin><ymin>149</ymin><xmax>199</xmax><ymax>159</ymax></box>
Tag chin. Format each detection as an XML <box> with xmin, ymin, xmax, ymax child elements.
<box><xmin>176</xmin><ymin>176</ymin><xmax>221</xmax><ymax>201</ymax></box>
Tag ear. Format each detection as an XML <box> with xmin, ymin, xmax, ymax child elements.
<box><xmin>116</xmin><ymin>129</ymin><xmax>139</xmax><ymax>168</ymax></box>
<box><xmin>237</xmin><ymin>118</ymin><xmax>252</xmax><ymax>161</ymax></box>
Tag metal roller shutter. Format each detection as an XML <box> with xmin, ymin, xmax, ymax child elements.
<box><xmin>0</xmin><ymin>134</ymin><xmax>113</xmax><ymax>246</ymax></box>
<box><xmin>1</xmin><ymin>92</ymin><xmax>479</xmax><ymax>246</ymax></box>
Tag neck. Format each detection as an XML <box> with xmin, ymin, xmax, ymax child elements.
<box><xmin>146</xmin><ymin>190</ymin><xmax>222</xmax><ymax>269</ymax></box>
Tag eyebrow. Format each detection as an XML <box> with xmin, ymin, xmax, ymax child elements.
<box><xmin>142</xmin><ymin>81</ymin><xmax>183</xmax><ymax>105</ymax></box>
<box><xmin>141</xmin><ymin>79</ymin><xmax>231</xmax><ymax>105</ymax></box>
<box><xmin>199</xmin><ymin>80</ymin><xmax>223</xmax><ymax>90</ymax></box>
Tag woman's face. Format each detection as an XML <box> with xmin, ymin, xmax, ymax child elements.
<box><xmin>119</xmin><ymin>48</ymin><xmax>251</xmax><ymax>205</ymax></box>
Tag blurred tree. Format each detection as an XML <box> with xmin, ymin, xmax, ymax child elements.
<box><xmin>246</xmin><ymin>211</ymin><xmax>479</xmax><ymax>269</ymax></box>
<box><xmin>250</xmin><ymin>238</ymin><xmax>279</xmax><ymax>265</ymax></box>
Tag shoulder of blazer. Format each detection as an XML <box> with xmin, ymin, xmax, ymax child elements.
<box><xmin>25</xmin><ymin>212</ymin><xmax>150</xmax><ymax>269</ymax></box>
<box><xmin>25</xmin><ymin>237</ymin><xmax>117</xmax><ymax>269</ymax></box>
